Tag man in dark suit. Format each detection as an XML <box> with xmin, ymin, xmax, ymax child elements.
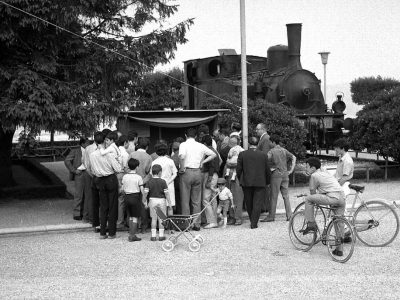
<box><xmin>237</xmin><ymin>136</ymin><xmax>271</xmax><ymax>229</ymax></box>
<box><xmin>256</xmin><ymin>123</ymin><xmax>273</xmax><ymax>213</ymax></box>
<box><xmin>64</xmin><ymin>137</ymin><xmax>90</xmax><ymax>220</ymax></box>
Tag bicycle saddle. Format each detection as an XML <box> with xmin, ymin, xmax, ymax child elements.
<box><xmin>349</xmin><ymin>184</ymin><xmax>365</xmax><ymax>193</ymax></box>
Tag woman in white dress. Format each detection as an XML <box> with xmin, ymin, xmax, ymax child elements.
<box><xmin>151</xmin><ymin>143</ymin><xmax>177</xmax><ymax>214</ymax></box>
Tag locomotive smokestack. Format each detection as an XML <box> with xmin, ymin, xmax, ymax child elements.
<box><xmin>286</xmin><ymin>23</ymin><xmax>302</xmax><ymax>70</ymax></box>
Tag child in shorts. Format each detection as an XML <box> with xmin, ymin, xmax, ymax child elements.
<box><xmin>216</xmin><ymin>178</ymin><xmax>234</xmax><ymax>228</ymax></box>
<box><xmin>143</xmin><ymin>164</ymin><xmax>172</xmax><ymax>241</ymax></box>
<box><xmin>121</xmin><ymin>158</ymin><xmax>144</xmax><ymax>242</ymax></box>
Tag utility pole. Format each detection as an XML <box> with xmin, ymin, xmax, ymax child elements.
<box><xmin>240</xmin><ymin>0</ymin><xmax>248</xmax><ymax>149</ymax></box>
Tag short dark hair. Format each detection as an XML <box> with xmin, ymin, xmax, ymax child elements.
<box><xmin>231</xmin><ymin>122</ymin><xmax>241</xmax><ymax>132</ymax></box>
<box><xmin>127</xmin><ymin>130</ymin><xmax>138</xmax><ymax>142</ymax></box>
<box><xmin>127</xmin><ymin>158</ymin><xmax>140</xmax><ymax>170</ymax></box>
<box><xmin>106</xmin><ymin>131</ymin><xmax>118</xmax><ymax>142</ymax></box>
<box><xmin>202</xmin><ymin>135</ymin><xmax>213</xmax><ymax>147</ymax></box>
<box><xmin>333</xmin><ymin>138</ymin><xmax>350</xmax><ymax>152</ymax></box>
<box><xmin>155</xmin><ymin>143</ymin><xmax>168</xmax><ymax>156</ymax></box>
<box><xmin>117</xmin><ymin>135</ymin><xmax>128</xmax><ymax>147</ymax></box>
<box><xmin>270</xmin><ymin>134</ymin><xmax>280</xmax><ymax>145</ymax></box>
<box><xmin>102</xmin><ymin>128</ymin><xmax>111</xmax><ymax>136</ymax></box>
<box><xmin>306</xmin><ymin>157</ymin><xmax>321</xmax><ymax>170</ymax></box>
<box><xmin>137</xmin><ymin>137</ymin><xmax>149</xmax><ymax>149</ymax></box>
<box><xmin>79</xmin><ymin>137</ymin><xmax>88</xmax><ymax>146</ymax></box>
<box><xmin>219</xmin><ymin>128</ymin><xmax>230</xmax><ymax>136</ymax></box>
<box><xmin>198</xmin><ymin>124</ymin><xmax>210</xmax><ymax>135</ymax></box>
<box><xmin>248</xmin><ymin>136</ymin><xmax>259</xmax><ymax>146</ymax></box>
<box><xmin>152</xmin><ymin>164</ymin><xmax>162</xmax><ymax>175</ymax></box>
<box><xmin>174</xmin><ymin>136</ymin><xmax>185</xmax><ymax>143</ymax></box>
<box><xmin>94</xmin><ymin>131</ymin><xmax>105</xmax><ymax>145</ymax></box>
<box><xmin>186</xmin><ymin>127</ymin><xmax>197</xmax><ymax>138</ymax></box>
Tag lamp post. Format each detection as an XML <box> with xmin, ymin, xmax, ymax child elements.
<box><xmin>318</xmin><ymin>51</ymin><xmax>330</xmax><ymax>102</ymax></box>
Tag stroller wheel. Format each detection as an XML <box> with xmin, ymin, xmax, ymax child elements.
<box><xmin>161</xmin><ymin>240</ymin><xmax>175</xmax><ymax>252</ymax></box>
<box><xmin>188</xmin><ymin>240</ymin><xmax>201</xmax><ymax>252</ymax></box>
<box><xmin>169</xmin><ymin>236</ymin><xmax>178</xmax><ymax>244</ymax></box>
<box><xmin>194</xmin><ymin>235</ymin><xmax>204</xmax><ymax>245</ymax></box>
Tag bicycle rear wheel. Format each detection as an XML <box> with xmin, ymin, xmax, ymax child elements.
<box><xmin>288</xmin><ymin>210</ymin><xmax>317</xmax><ymax>252</ymax></box>
<box><xmin>353</xmin><ymin>200</ymin><xmax>399</xmax><ymax>247</ymax></box>
<box><xmin>326</xmin><ymin>217</ymin><xmax>355</xmax><ymax>263</ymax></box>
<box><xmin>293</xmin><ymin>201</ymin><xmax>327</xmax><ymax>232</ymax></box>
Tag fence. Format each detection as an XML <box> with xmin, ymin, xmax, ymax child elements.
<box><xmin>291</xmin><ymin>164</ymin><xmax>400</xmax><ymax>186</ymax></box>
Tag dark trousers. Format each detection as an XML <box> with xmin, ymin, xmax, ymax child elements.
<box><xmin>91</xmin><ymin>177</ymin><xmax>100</xmax><ymax>228</ymax></box>
<box><xmin>82</xmin><ymin>171</ymin><xmax>93</xmax><ymax>222</ymax></box>
<box><xmin>243</xmin><ymin>186</ymin><xmax>266</xmax><ymax>227</ymax></box>
<box><xmin>94</xmin><ymin>174</ymin><xmax>119</xmax><ymax>236</ymax></box>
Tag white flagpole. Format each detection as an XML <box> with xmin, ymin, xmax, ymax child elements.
<box><xmin>240</xmin><ymin>0</ymin><xmax>248</xmax><ymax>149</ymax></box>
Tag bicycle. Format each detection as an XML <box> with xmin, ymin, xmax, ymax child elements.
<box><xmin>293</xmin><ymin>183</ymin><xmax>400</xmax><ymax>247</ymax></box>
<box><xmin>289</xmin><ymin>204</ymin><xmax>356</xmax><ymax>263</ymax></box>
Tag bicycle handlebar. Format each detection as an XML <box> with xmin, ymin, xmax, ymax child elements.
<box><xmin>296</xmin><ymin>194</ymin><xmax>308</xmax><ymax>198</ymax></box>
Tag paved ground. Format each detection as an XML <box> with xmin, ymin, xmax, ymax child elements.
<box><xmin>1</xmin><ymin>162</ymin><xmax>400</xmax><ymax>298</ymax></box>
<box><xmin>1</xmin><ymin>219</ymin><xmax>400</xmax><ymax>299</ymax></box>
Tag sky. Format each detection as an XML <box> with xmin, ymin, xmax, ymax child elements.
<box><xmin>156</xmin><ymin>0</ymin><xmax>400</xmax><ymax>117</ymax></box>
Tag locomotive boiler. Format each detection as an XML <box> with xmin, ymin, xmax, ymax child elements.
<box><xmin>182</xmin><ymin>23</ymin><xmax>346</xmax><ymax>150</ymax></box>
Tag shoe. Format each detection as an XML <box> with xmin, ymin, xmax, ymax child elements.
<box><xmin>128</xmin><ymin>235</ymin><xmax>141</xmax><ymax>242</ymax></box>
<box><xmin>159</xmin><ymin>236</ymin><xmax>166</xmax><ymax>241</ymax></box>
<box><xmin>332</xmin><ymin>249</ymin><xmax>343</xmax><ymax>256</ymax></box>
<box><xmin>150</xmin><ymin>237</ymin><xmax>157</xmax><ymax>241</ymax></box>
<box><xmin>343</xmin><ymin>236</ymin><xmax>352</xmax><ymax>243</ymax></box>
<box><xmin>108</xmin><ymin>235</ymin><xmax>116</xmax><ymax>239</ymax></box>
<box><xmin>260</xmin><ymin>217</ymin><xmax>275</xmax><ymax>222</ymax></box>
<box><xmin>234</xmin><ymin>220</ymin><xmax>242</xmax><ymax>226</ymax></box>
<box><xmin>227</xmin><ymin>219</ymin><xmax>236</xmax><ymax>225</ymax></box>
<box><xmin>99</xmin><ymin>235</ymin><xmax>108</xmax><ymax>239</ymax></box>
<box><xmin>94</xmin><ymin>227</ymin><xmax>101</xmax><ymax>233</ymax></box>
<box><xmin>73</xmin><ymin>216</ymin><xmax>83</xmax><ymax>221</ymax></box>
<box><xmin>204</xmin><ymin>223</ymin><xmax>218</xmax><ymax>229</ymax></box>
<box><xmin>300</xmin><ymin>222</ymin><xmax>318</xmax><ymax>235</ymax></box>
<box><xmin>192</xmin><ymin>226</ymin><xmax>201</xmax><ymax>231</ymax></box>
<box><xmin>250</xmin><ymin>224</ymin><xmax>258</xmax><ymax>229</ymax></box>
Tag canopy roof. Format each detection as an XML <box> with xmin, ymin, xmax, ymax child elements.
<box><xmin>120</xmin><ymin>109</ymin><xmax>230</xmax><ymax>128</ymax></box>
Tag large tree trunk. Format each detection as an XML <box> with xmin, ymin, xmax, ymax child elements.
<box><xmin>0</xmin><ymin>126</ymin><xmax>15</xmax><ymax>187</ymax></box>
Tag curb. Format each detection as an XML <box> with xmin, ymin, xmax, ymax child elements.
<box><xmin>0</xmin><ymin>223</ymin><xmax>93</xmax><ymax>237</ymax></box>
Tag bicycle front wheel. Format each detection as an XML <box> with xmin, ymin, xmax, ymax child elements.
<box><xmin>353</xmin><ymin>200</ymin><xmax>400</xmax><ymax>247</ymax></box>
<box><xmin>293</xmin><ymin>201</ymin><xmax>327</xmax><ymax>232</ymax></box>
<box><xmin>326</xmin><ymin>217</ymin><xmax>355</xmax><ymax>263</ymax></box>
<box><xmin>288</xmin><ymin>210</ymin><xmax>317</xmax><ymax>252</ymax></box>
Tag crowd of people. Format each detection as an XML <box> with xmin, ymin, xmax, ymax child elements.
<box><xmin>64</xmin><ymin>122</ymin><xmax>354</xmax><ymax>246</ymax></box>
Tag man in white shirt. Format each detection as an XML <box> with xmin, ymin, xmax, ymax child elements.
<box><xmin>179</xmin><ymin>127</ymin><xmax>216</xmax><ymax>230</ymax></box>
<box><xmin>89</xmin><ymin>133</ymin><xmax>122</xmax><ymax>239</ymax></box>
<box><xmin>333</xmin><ymin>138</ymin><xmax>354</xmax><ymax>196</ymax></box>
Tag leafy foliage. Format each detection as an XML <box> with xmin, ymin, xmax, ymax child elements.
<box><xmin>350</xmin><ymin>76</ymin><xmax>400</xmax><ymax>105</ymax></box>
<box><xmin>134</xmin><ymin>67</ymin><xmax>184</xmax><ymax>110</ymax></box>
<box><xmin>350</xmin><ymin>84</ymin><xmax>400</xmax><ymax>162</ymax></box>
<box><xmin>202</xmin><ymin>93</ymin><xmax>307</xmax><ymax>158</ymax></box>
<box><xmin>0</xmin><ymin>0</ymin><xmax>192</xmax><ymax>186</ymax></box>
<box><xmin>0</xmin><ymin>0</ymin><xmax>193</xmax><ymax>135</ymax></box>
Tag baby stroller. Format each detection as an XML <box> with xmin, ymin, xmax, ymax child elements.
<box><xmin>154</xmin><ymin>192</ymin><xmax>220</xmax><ymax>252</ymax></box>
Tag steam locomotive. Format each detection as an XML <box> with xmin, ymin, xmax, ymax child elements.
<box><xmin>182</xmin><ymin>23</ymin><xmax>347</xmax><ymax>150</ymax></box>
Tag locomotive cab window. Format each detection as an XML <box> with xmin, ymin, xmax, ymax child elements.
<box><xmin>208</xmin><ymin>59</ymin><xmax>221</xmax><ymax>77</ymax></box>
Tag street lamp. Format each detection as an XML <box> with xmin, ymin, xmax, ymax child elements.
<box><xmin>318</xmin><ymin>51</ymin><xmax>330</xmax><ymax>103</ymax></box>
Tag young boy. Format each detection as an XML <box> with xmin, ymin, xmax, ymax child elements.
<box><xmin>216</xmin><ymin>178</ymin><xmax>234</xmax><ymax>228</ymax></box>
<box><xmin>333</xmin><ymin>138</ymin><xmax>354</xmax><ymax>196</ymax></box>
<box><xmin>121</xmin><ymin>158</ymin><xmax>144</xmax><ymax>242</ymax></box>
<box><xmin>142</xmin><ymin>164</ymin><xmax>172</xmax><ymax>241</ymax></box>
<box><xmin>302</xmin><ymin>157</ymin><xmax>346</xmax><ymax>256</ymax></box>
